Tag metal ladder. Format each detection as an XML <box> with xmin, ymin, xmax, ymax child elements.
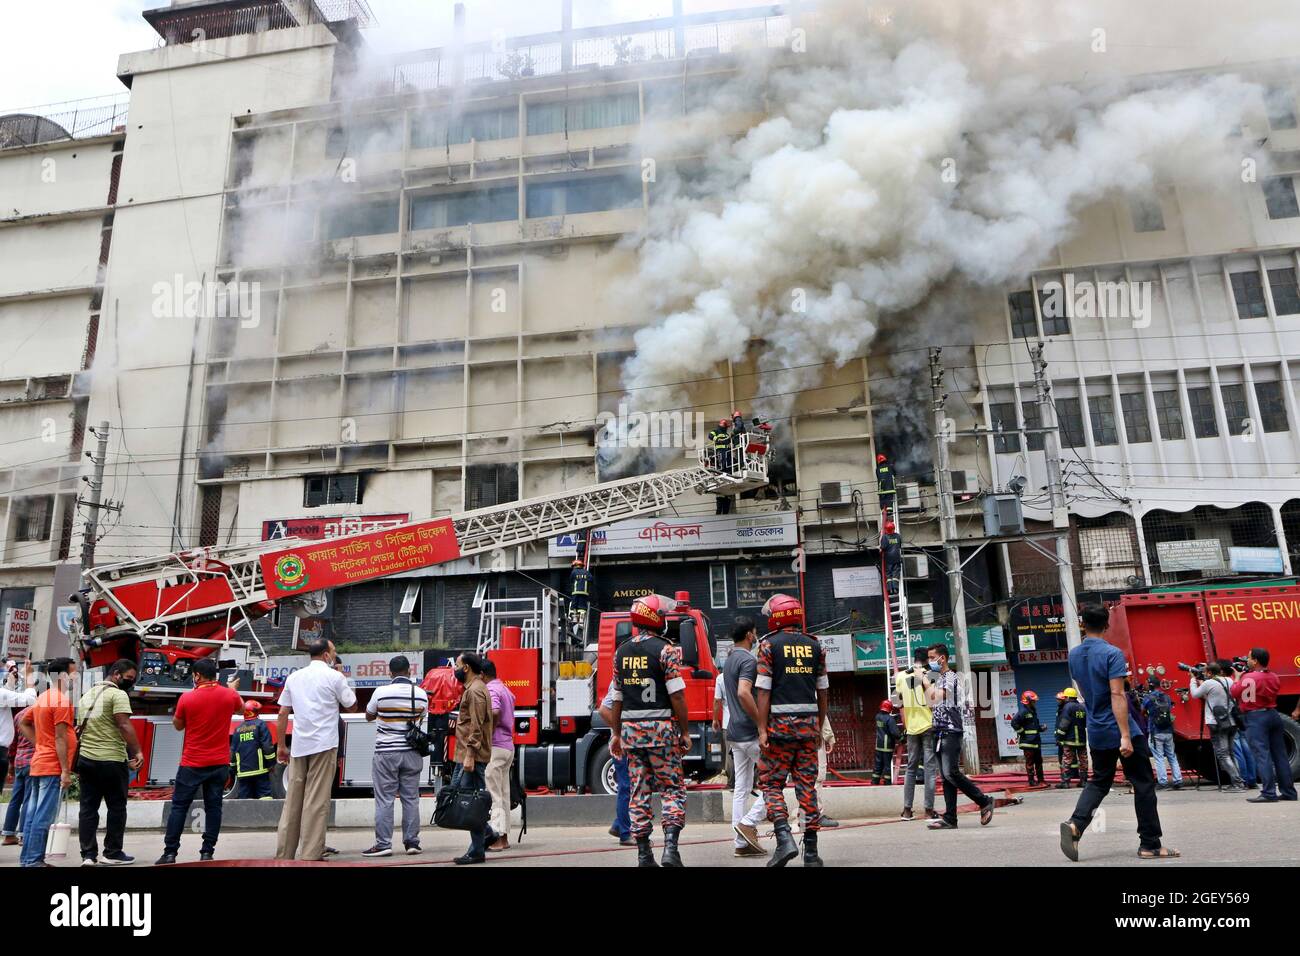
<box><xmin>475</xmin><ymin>591</ymin><xmax>563</xmax><ymax>731</ymax></box>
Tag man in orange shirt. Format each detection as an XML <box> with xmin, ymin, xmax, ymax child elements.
<box><xmin>17</xmin><ymin>657</ymin><xmax>79</xmax><ymax>867</ymax></box>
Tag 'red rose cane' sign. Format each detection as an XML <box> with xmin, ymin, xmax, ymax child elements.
<box><xmin>259</xmin><ymin>518</ymin><xmax>462</xmax><ymax>600</ymax></box>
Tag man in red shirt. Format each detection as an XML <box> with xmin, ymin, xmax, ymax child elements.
<box><xmin>157</xmin><ymin>657</ymin><xmax>244</xmax><ymax>864</ymax></box>
<box><xmin>1232</xmin><ymin>648</ymin><xmax>1297</xmax><ymax>803</ymax></box>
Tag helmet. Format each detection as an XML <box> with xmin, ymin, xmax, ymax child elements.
<box><xmin>884</xmin><ymin>521</ymin><xmax>896</xmax><ymax>534</ymax></box>
<box><xmin>719</xmin><ymin>418</ymin><xmax>730</xmax><ymax>427</ymax></box>
<box><xmin>733</xmin><ymin>410</ymin><xmax>741</xmax><ymax>417</ymax></box>
<box><xmin>876</xmin><ymin>453</ymin><xmax>887</xmax><ymax>464</ymax></box>
<box><xmin>243</xmin><ymin>699</ymin><xmax>262</xmax><ymax>716</ymax></box>
<box><xmin>1062</xmin><ymin>687</ymin><xmax>1078</xmax><ymax>699</ymax></box>
<box><xmin>1021</xmin><ymin>690</ymin><xmax>1038</xmax><ymax>704</ymax></box>
<box><xmin>629</xmin><ymin>593</ymin><xmax>673</xmax><ymax>634</ymax></box>
<box><xmin>572</xmin><ymin>558</ymin><xmax>583</xmax><ymax>567</ymax></box>
<box><xmin>762</xmin><ymin>593</ymin><xmax>804</xmax><ymax>631</ymax></box>
<box><xmin>1055</xmin><ymin>691</ymin><xmax>1067</xmax><ymax>702</ymax></box>
<box><xmin>880</xmin><ymin>699</ymin><xmax>894</xmax><ymax>712</ymax></box>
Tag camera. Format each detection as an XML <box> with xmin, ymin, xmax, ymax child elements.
<box><xmin>1231</xmin><ymin>655</ymin><xmax>1250</xmax><ymax>671</ymax></box>
<box><xmin>1177</xmin><ymin>661</ymin><xmax>1207</xmax><ymax>677</ymax></box>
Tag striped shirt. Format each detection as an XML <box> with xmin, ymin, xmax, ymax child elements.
<box><xmin>366</xmin><ymin>678</ymin><xmax>430</xmax><ymax>753</ymax></box>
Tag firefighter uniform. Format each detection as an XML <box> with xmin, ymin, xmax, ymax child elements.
<box><xmin>613</xmin><ymin>628</ymin><xmax>688</xmax><ymax>866</ymax></box>
<box><xmin>756</xmin><ymin>625</ymin><xmax>829</xmax><ymax>866</ymax></box>
<box><xmin>230</xmin><ymin>716</ymin><xmax>276</xmax><ymax>799</ymax></box>
<box><xmin>873</xmin><ymin>704</ymin><xmax>901</xmax><ymax>785</ymax></box>
<box><xmin>709</xmin><ymin>422</ymin><xmax>733</xmax><ymax>514</ymax></box>
<box><xmin>881</xmin><ymin>530</ymin><xmax>903</xmax><ymax>592</ymax></box>
<box><xmin>1055</xmin><ymin>692</ymin><xmax>1088</xmax><ymax>788</ymax></box>
<box><xmin>875</xmin><ymin>455</ymin><xmax>895</xmax><ymax>513</ymax></box>
<box><xmin>1011</xmin><ymin>700</ymin><xmax>1047</xmax><ymax>786</ymax></box>
<box><xmin>569</xmin><ymin>566</ymin><xmax>592</xmax><ymax>612</ymax></box>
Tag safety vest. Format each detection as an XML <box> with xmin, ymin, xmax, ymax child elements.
<box><xmin>709</xmin><ymin>427</ymin><xmax>729</xmax><ymax>450</ymax></box>
<box><xmin>231</xmin><ymin>719</ymin><xmax>274</xmax><ymax>778</ymax></box>
<box><xmin>764</xmin><ymin>630</ymin><xmax>820</xmax><ymax>716</ymax></box>
<box><xmin>1012</xmin><ymin>706</ymin><xmax>1043</xmax><ymax>748</ymax></box>
<box><xmin>570</xmin><ymin>568</ymin><xmax>591</xmax><ymax>597</ymax></box>
<box><xmin>616</xmin><ymin>636</ymin><xmax>672</xmax><ymax>720</ymax></box>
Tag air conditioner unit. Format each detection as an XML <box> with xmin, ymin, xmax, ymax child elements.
<box><xmin>908</xmin><ymin>603</ymin><xmax>935</xmax><ymax>626</ymax></box>
<box><xmin>983</xmin><ymin>493</ymin><xmax>1025</xmax><ymax>536</ymax></box>
<box><xmin>895</xmin><ymin>481</ymin><xmax>922</xmax><ymax>512</ymax></box>
<box><xmin>950</xmin><ymin>470</ymin><xmax>979</xmax><ymax>501</ymax></box>
<box><xmin>903</xmin><ymin>554</ymin><xmax>929</xmax><ymax>579</ymax></box>
<box><xmin>819</xmin><ymin>481</ymin><xmax>852</xmax><ymax>507</ymax></box>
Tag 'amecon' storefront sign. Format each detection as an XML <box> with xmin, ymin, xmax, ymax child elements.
<box><xmin>548</xmin><ymin>512</ymin><xmax>797</xmax><ymax>557</ymax></box>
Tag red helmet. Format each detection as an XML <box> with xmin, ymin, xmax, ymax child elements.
<box><xmin>572</xmin><ymin>558</ymin><xmax>583</xmax><ymax>567</ymax></box>
<box><xmin>1055</xmin><ymin>691</ymin><xmax>1067</xmax><ymax>702</ymax></box>
<box><xmin>733</xmin><ymin>410</ymin><xmax>741</xmax><ymax>417</ymax></box>
<box><xmin>719</xmin><ymin>418</ymin><xmax>729</xmax><ymax>427</ymax></box>
<box><xmin>876</xmin><ymin>453</ymin><xmax>887</xmax><ymax>464</ymax></box>
<box><xmin>880</xmin><ymin>699</ymin><xmax>894</xmax><ymax>712</ymax></box>
<box><xmin>1021</xmin><ymin>690</ymin><xmax>1038</xmax><ymax>704</ymax></box>
<box><xmin>762</xmin><ymin>593</ymin><xmax>804</xmax><ymax>631</ymax></box>
<box><xmin>884</xmin><ymin>521</ymin><xmax>896</xmax><ymax>533</ymax></box>
<box><xmin>243</xmin><ymin>699</ymin><xmax>262</xmax><ymax>716</ymax></box>
<box><xmin>629</xmin><ymin>593</ymin><xmax>673</xmax><ymax>634</ymax></box>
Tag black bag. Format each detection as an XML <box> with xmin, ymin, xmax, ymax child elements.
<box><xmin>402</xmin><ymin>682</ymin><xmax>434</xmax><ymax>757</ymax></box>
<box><xmin>1150</xmin><ymin>694</ymin><xmax>1174</xmax><ymax>731</ymax></box>
<box><xmin>1210</xmin><ymin>678</ymin><xmax>1241</xmax><ymax>732</ymax></box>
<box><xmin>509</xmin><ymin>759</ymin><xmax>527</xmax><ymax>842</ymax></box>
<box><xmin>433</xmin><ymin>784</ymin><xmax>492</xmax><ymax>832</ymax></box>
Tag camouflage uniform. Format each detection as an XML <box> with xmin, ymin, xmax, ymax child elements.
<box><xmin>755</xmin><ymin>631</ymin><xmax>828</xmax><ymax>830</ymax></box>
<box><xmin>613</xmin><ymin>635</ymin><xmax>687</xmax><ymax>838</ymax></box>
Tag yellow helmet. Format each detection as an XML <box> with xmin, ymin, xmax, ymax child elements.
<box><xmin>1062</xmin><ymin>687</ymin><xmax>1078</xmax><ymax>699</ymax></box>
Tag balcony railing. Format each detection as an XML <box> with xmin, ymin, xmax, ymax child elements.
<box><xmin>0</xmin><ymin>94</ymin><xmax>130</xmax><ymax>151</ymax></box>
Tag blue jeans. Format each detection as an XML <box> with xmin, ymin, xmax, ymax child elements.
<box><xmin>1234</xmin><ymin>734</ymin><xmax>1257</xmax><ymax>785</ymax></box>
<box><xmin>163</xmin><ymin>764</ymin><xmax>229</xmax><ymax>856</ymax></box>
<box><xmin>20</xmin><ymin>775</ymin><xmax>64</xmax><ymax>867</ymax></box>
<box><xmin>450</xmin><ymin>762</ymin><xmax>489</xmax><ymax>857</ymax></box>
<box><xmin>613</xmin><ymin>756</ymin><xmax>631</xmax><ymax>839</ymax></box>
<box><xmin>1244</xmin><ymin>709</ymin><xmax>1298</xmax><ymax>800</ymax></box>
<box><xmin>1149</xmin><ymin>732</ymin><xmax>1181</xmax><ymax>784</ymax></box>
<box><xmin>3</xmin><ymin>767</ymin><xmax>30</xmax><ymax>836</ymax></box>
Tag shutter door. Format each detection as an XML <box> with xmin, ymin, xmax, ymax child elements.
<box><xmin>1010</xmin><ymin>662</ymin><xmax>1072</xmax><ymax>759</ymax></box>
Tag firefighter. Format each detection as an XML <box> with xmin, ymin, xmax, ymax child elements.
<box><xmin>1055</xmin><ymin>687</ymin><xmax>1088</xmax><ymax>789</ymax></box>
<box><xmin>1012</xmin><ymin>690</ymin><xmax>1047</xmax><ymax>786</ymax></box>
<box><xmin>230</xmin><ymin>700</ymin><xmax>277</xmax><ymax>799</ymax></box>
<box><xmin>881</xmin><ymin>521</ymin><xmax>903</xmax><ymax>593</ymax></box>
<box><xmin>421</xmin><ymin>661</ymin><xmax>464</xmax><ymax>783</ymax></box>
<box><xmin>873</xmin><ymin>699</ymin><xmax>901</xmax><ymax>786</ymax></box>
<box><xmin>569</xmin><ymin>558</ymin><xmax>593</xmax><ymax>639</ymax></box>
<box><xmin>755</xmin><ymin>593</ymin><xmax>829</xmax><ymax>867</ymax></box>
<box><xmin>608</xmin><ymin>593</ymin><xmax>691</xmax><ymax>867</ymax></box>
<box><xmin>875</xmin><ymin>453</ymin><xmax>895</xmax><ymax>515</ymax></box>
<box><xmin>708</xmin><ymin>418</ymin><xmax>732</xmax><ymax>472</ymax></box>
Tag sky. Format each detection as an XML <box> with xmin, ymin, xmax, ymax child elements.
<box><xmin>3</xmin><ymin>0</ymin><xmax>764</xmax><ymax>113</ymax></box>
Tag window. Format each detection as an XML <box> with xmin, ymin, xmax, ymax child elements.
<box><xmin>1056</xmin><ymin>398</ymin><xmax>1085</xmax><ymax>448</ymax></box>
<box><xmin>1266</xmin><ymin>86</ymin><xmax>1298</xmax><ymax>130</ymax></box>
<box><xmin>1268</xmin><ymin>267</ymin><xmax>1300</xmax><ymax>316</ymax></box>
<box><xmin>326</xmin><ymin>121</ymin><xmax>402</xmax><ymax>157</ymax></box>
<box><xmin>1220</xmin><ymin>384</ymin><xmax>1250</xmax><ymax>436</ymax></box>
<box><xmin>1089</xmin><ymin>394</ymin><xmax>1118</xmax><ymax>446</ymax></box>
<box><xmin>13</xmin><ymin>496</ymin><xmax>53</xmax><ymax>542</ymax></box>
<box><xmin>400</xmin><ymin>581</ymin><xmax>423</xmax><ymax>624</ymax></box>
<box><xmin>989</xmin><ymin>402</ymin><xmax>1021</xmax><ymax>453</ymax></box>
<box><xmin>1188</xmin><ymin>386</ymin><xmax>1219</xmax><ymax>438</ymax></box>
<box><xmin>1129</xmin><ymin>195</ymin><xmax>1165</xmax><ymax>232</ymax></box>
<box><xmin>526</xmin><ymin>93</ymin><xmax>640</xmax><ymax>135</ymax></box>
<box><xmin>411</xmin><ymin>107</ymin><xmax>518</xmax><ymax>149</ymax></box>
<box><xmin>410</xmin><ymin>186</ymin><xmax>517</xmax><ymax>229</ymax></box>
<box><xmin>525</xmin><ymin>174</ymin><xmax>642</xmax><ymax>217</ymax></box>
<box><xmin>304</xmin><ymin>474</ymin><xmax>362</xmax><ymax>508</ymax></box>
<box><xmin>1231</xmin><ymin>270</ymin><xmax>1268</xmax><ymax>318</ymax></box>
<box><xmin>1021</xmin><ymin>400</ymin><xmax>1045</xmax><ymax>451</ymax></box>
<box><xmin>1120</xmin><ymin>392</ymin><xmax>1151</xmax><ymax>443</ymax></box>
<box><xmin>1040</xmin><ymin>292</ymin><xmax>1071</xmax><ymax>336</ymax></box>
<box><xmin>1153</xmin><ymin>389</ymin><xmax>1184</xmax><ymax>440</ymax></box>
<box><xmin>1254</xmin><ymin>381</ymin><xmax>1290</xmax><ymax>433</ymax></box>
<box><xmin>709</xmin><ymin>565</ymin><xmax>728</xmax><ymax>609</ymax></box>
<box><xmin>466</xmin><ymin>464</ymin><xmax>518</xmax><ymax>509</ymax></box>
<box><xmin>321</xmin><ymin>199</ymin><xmax>399</xmax><ymax>240</ymax></box>
<box><xmin>1264</xmin><ymin>176</ymin><xmax>1300</xmax><ymax>219</ymax></box>
<box><xmin>1008</xmin><ymin>290</ymin><xmax>1037</xmax><ymax>339</ymax></box>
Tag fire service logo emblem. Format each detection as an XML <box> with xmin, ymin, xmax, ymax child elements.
<box><xmin>273</xmin><ymin>554</ymin><xmax>309</xmax><ymax>592</ymax></box>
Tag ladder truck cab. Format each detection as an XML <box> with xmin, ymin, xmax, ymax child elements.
<box><xmin>479</xmin><ymin>589</ymin><xmax>722</xmax><ymax>796</ymax></box>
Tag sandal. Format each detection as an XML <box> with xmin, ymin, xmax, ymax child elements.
<box><xmin>1137</xmin><ymin>847</ymin><xmax>1181</xmax><ymax>859</ymax></box>
<box><xmin>980</xmin><ymin>802</ymin><xmax>994</xmax><ymax>826</ymax></box>
<box><xmin>1059</xmin><ymin>821</ymin><xmax>1080</xmax><ymax>862</ymax></box>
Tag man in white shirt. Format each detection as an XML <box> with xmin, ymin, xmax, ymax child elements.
<box><xmin>0</xmin><ymin>661</ymin><xmax>38</xmax><ymax>807</ymax></box>
<box><xmin>274</xmin><ymin>639</ymin><xmax>356</xmax><ymax>861</ymax></box>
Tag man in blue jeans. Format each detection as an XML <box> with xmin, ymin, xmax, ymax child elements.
<box><xmin>1232</xmin><ymin>648</ymin><xmax>1298</xmax><ymax>803</ymax></box>
<box><xmin>1142</xmin><ymin>686</ymin><xmax>1182</xmax><ymax>790</ymax></box>
<box><xmin>599</xmin><ymin>640</ymin><xmax>634</xmax><ymax>847</ymax></box>
<box><xmin>18</xmin><ymin>658</ymin><xmax>79</xmax><ymax>867</ymax></box>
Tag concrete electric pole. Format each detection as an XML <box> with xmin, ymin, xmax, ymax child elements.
<box><xmin>79</xmin><ymin>421</ymin><xmax>115</xmax><ymax>571</ymax></box>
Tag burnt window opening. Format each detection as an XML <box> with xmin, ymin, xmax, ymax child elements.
<box><xmin>304</xmin><ymin>474</ymin><xmax>363</xmax><ymax>508</ymax></box>
<box><xmin>466</xmin><ymin>464</ymin><xmax>518</xmax><ymax>510</ymax></box>
<box><xmin>13</xmin><ymin>496</ymin><xmax>54</xmax><ymax>542</ymax></box>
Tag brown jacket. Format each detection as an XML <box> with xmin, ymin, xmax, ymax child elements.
<box><xmin>455</xmin><ymin>676</ymin><xmax>493</xmax><ymax>765</ymax></box>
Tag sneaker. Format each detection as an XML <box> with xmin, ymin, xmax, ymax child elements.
<box><xmin>734</xmin><ymin>822</ymin><xmax>762</xmax><ymax>851</ymax></box>
<box><xmin>81</xmin><ymin>857</ymin><xmax>98</xmax><ymax>867</ymax></box>
<box><xmin>927</xmin><ymin>818</ymin><xmax>957</xmax><ymax>830</ymax></box>
<box><xmin>323</xmin><ymin>846</ymin><xmax>339</xmax><ymax>856</ymax></box>
<box><xmin>1246</xmin><ymin>795</ymin><xmax>1278</xmax><ymax>803</ymax></box>
<box><xmin>100</xmin><ymin>851</ymin><xmax>134</xmax><ymax>866</ymax></box>
<box><xmin>1170</xmin><ymin>782</ymin><xmax>1183</xmax><ymax>791</ymax></box>
<box><xmin>405</xmin><ymin>844</ymin><xmax>422</xmax><ymax>855</ymax></box>
<box><xmin>1224</xmin><ymin>785</ymin><xmax>1246</xmax><ymax>793</ymax></box>
<box><xmin>199</xmin><ymin>851</ymin><xmax>215</xmax><ymax>862</ymax></box>
<box><xmin>155</xmin><ymin>853</ymin><xmax>177</xmax><ymax>866</ymax></box>
<box><xmin>900</xmin><ymin>808</ymin><xmax>914</xmax><ymax>820</ymax></box>
<box><xmin>925</xmin><ymin>810</ymin><xmax>939</xmax><ymax>820</ymax></box>
<box><xmin>361</xmin><ymin>845</ymin><xmax>393</xmax><ymax>857</ymax></box>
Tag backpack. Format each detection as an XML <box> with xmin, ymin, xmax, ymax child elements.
<box><xmin>1150</xmin><ymin>697</ymin><xmax>1174</xmax><ymax>731</ymax></box>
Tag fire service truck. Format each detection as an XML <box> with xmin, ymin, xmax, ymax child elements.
<box><xmin>1105</xmin><ymin>583</ymin><xmax>1300</xmax><ymax>777</ymax></box>
<box><xmin>68</xmin><ymin>436</ymin><xmax>772</xmax><ymax>795</ymax></box>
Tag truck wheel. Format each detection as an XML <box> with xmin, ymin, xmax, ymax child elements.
<box><xmin>587</xmin><ymin>742</ymin><xmax>618</xmax><ymax>796</ymax></box>
<box><xmin>270</xmin><ymin>763</ymin><xmax>288</xmax><ymax>799</ymax></box>
<box><xmin>222</xmin><ymin>771</ymin><xmax>238</xmax><ymax>799</ymax></box>
<box><xmin>1281</xmin><ymin>714</ymin><xmax>1300</xmax><ymax>779</ymax></box>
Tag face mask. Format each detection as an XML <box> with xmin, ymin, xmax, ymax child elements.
<box><xmin>928</xmin><ymin>661</ymin><xmax>941</xmax><ymax>672</ymax></box>
<box><xmin>454</xmin><ymin>667</ymin><xmax>467</xmax><ymax>684</ymax></box>
<box><xmin>118</xmin><ymin>678</ymin><xmax>136</xmax><ymax>692</ymax></box>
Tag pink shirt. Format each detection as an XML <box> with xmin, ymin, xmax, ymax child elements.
<box><xmin>486</xmin><ymin>678</ymin><xmax>516</xmax><ymax>751</ymax></box>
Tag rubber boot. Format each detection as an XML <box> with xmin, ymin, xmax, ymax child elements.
<box><xmin>767</xmin><ymin>820</ymin><xmax>799</xmax><ymax>868</ymax></box>
<box><xmin>660</xmin><ymin>825</ymin><xmax>684</xmax><ymax>868</ymax></box>
<box><xmin>636</xmin><ymin>835</ymin><xmax>658</xmax><ymax>868</ymax></box>
<box><xmin>802</xmin><ymin>830</ymin><xmax>824</xmax><ymax>867</ymax></box>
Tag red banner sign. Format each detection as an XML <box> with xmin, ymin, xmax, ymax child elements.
<box><xmin>261</xmin><ymin>514</ymin><xmax>410</xmax><ymax>542</ymax></box>
<box><xmin>259</xmin><ymin>518</ymin><xmax>462</xmax><ymax>600</ymax></box>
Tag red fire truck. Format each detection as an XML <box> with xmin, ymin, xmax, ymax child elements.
<box><xmin>1105</xmin><ymin>583</ymin><xmax>1300</xmax><ymax>776</ymax></box>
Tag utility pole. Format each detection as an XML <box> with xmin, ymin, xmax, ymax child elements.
<box><xmin>1031</xmin><ymin>342</ymin><xmax>1083</xmax><ymax>649</ymax></box>
<box><xmin>78</xmin><ymin>421</ymin><xmax>119</xmax><ymax>571</ymax></box>
<box><xmin>929</xmin><ymin>350</ymin><xmax>979</xmax><ymax>772</ymax></box>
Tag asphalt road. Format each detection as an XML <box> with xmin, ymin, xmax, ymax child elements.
<box><xmin>4</xmin><ymin>787</ymin><xmax>1295</xmax><ymax>868</ymax></box>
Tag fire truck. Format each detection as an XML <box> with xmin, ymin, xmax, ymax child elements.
<box><xmin>69</xmin><ymin>436</ymin><xmax>772</xmax><ymax>795</ymax></box>
<box><xmin>1105</xmin><ymin>584</ymin><xmax>1300</xmax><ymax>777</ymax></box>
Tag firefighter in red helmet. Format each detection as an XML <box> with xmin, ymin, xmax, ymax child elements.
<box><xmin>1012</xmin><ymin>690</ymin><xmax>1047</xmax><ymax>787</ymax></box>
<box><xmin>873</xmin><ymin>699</ymin><xmax>901</xmax><ymax>786</ymax></box>
<box><xmin>875</xmin><ymin>452</ymin><xmax>895</xmax><ymax>515</ymax></box>
<box><xmin>230</xmin><ymin>699</ymin><xmax>276</xmax><ymax>799</ymax></box>
<box><xmin>608</xmin><ymin>593</ymin><xmax>691</xmax><ymax>867</ymax></box>
<box><xmin>881</xmin><ymin>520</ymin><xmax>903</xmax><ymax>593</ymax></box>
<box><xmin>755</xmin><ymin>593</ymin><xmax>829</xmax><ymax>866</ymax></box>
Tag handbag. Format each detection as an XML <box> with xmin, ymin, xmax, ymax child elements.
<box><xmin>402</xmin><ymin>682</ymin><xmax>434</xmax><ymax>757</ymax></box>
<box><xmin>433</xmin><ymin>782</ymin><xmax>492</xmax><ymax>832</ymax></box>
<box><xmin>1211</xmin><ymin>678</ymin><xmax>1242</xmax><ymax>732</ymax></box>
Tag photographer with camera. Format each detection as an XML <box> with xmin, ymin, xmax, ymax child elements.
<box><xmin>1187</xmin><ymin>662</ymin><xmax>1245</xmax><ymax>792</ymax></box>
<box><xmin>1232</xmin><ymin>648</ymin><xmax>1298</xmax><ymax>803</ymax></box>
<box><xmin>897</xmin><ymin>647</ymin><xmax>938</xmax><ymax>821</ymax></box>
